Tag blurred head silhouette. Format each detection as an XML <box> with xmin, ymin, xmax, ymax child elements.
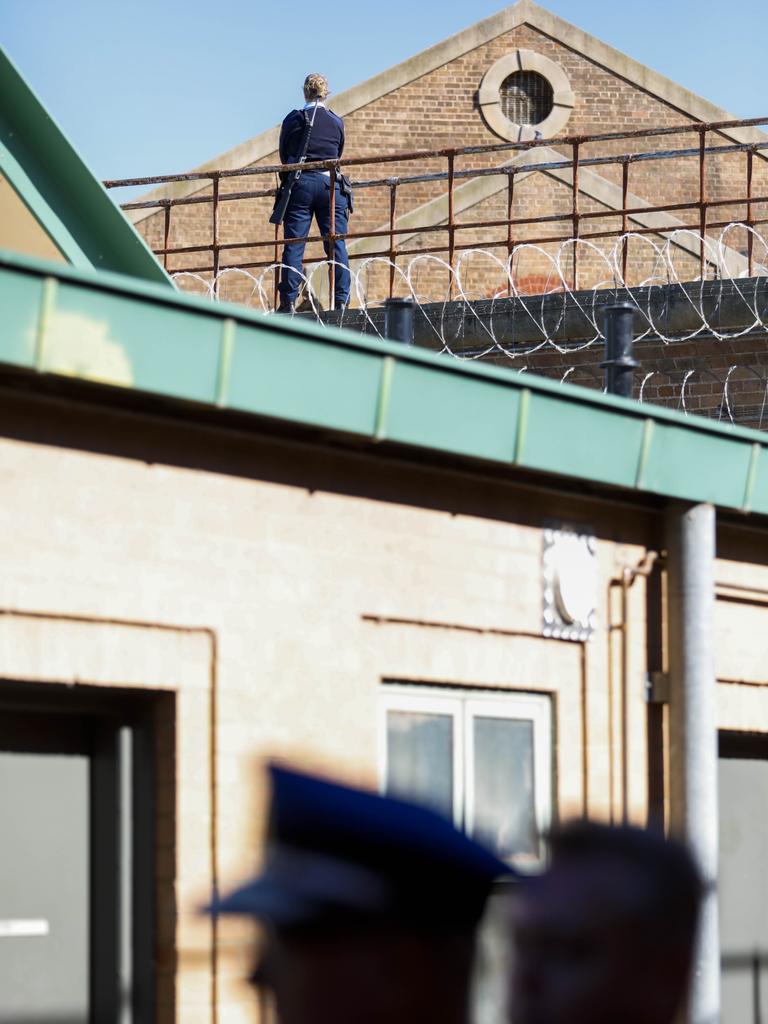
<box><xmin>508</xmin><ymin>821</ymin><xmax>703</xmax><ymax>1024</ymax></box>
<box><xmin>210</xmin><ymin>763</ymin><xmax>511</xmax><ymax>1024</ymax></box>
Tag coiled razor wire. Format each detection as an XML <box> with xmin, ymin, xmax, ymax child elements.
<box><xmin>172</xmin><ymin>226</ymin><xmax>768</xmax><ymax>428</ymax></box>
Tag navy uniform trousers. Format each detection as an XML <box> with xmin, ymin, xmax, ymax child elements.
<box><xmin>279</xmin><ymin>171</ymin><xmax>350</xmax><ymax>307</ymax></box>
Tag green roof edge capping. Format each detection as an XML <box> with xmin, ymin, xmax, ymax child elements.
<box><xmin>0</xmin><ymin>47</ymin><xmax>172</xmax><ymax>287</ymax></box>
<box><xmin>1</xmin><ymin>248</ymin><xmax>768</xmax><ymax>519</ymax></box>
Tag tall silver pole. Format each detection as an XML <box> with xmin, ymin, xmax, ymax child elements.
<box><xmin>666</xmin><ymin>502</ymin><xmax>719</xmax><ymax>1024</ymax></box>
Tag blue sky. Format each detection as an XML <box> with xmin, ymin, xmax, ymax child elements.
<box><xmin>3</xmin><ymin>0</ymin><xmax>767</xmax><ymax>183</ymax></box>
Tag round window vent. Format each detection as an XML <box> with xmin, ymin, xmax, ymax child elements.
<box><xmin>500</xmin><ymin>70</ymin><xmax>554</xmax><ymax>127</ymax></box>
<box><xmin>478</xmin><ymin>50</ymin><xmax>574</xmax><ymax>143</ymax></box>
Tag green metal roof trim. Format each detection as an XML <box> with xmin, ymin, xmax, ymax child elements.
<box><xmin>0</xmin><ymin>48</ymin><xmax>171</xmax><ymax>286</ymax></box>
<box><xmin>1</xmin><ymin>248</ymin><xmax>768</xmax><ymax>517</ymax></box>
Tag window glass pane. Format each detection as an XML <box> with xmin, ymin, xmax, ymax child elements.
<box><xmin>472</xmin><ymin>716</ymin><xmax>537</xmax><ymax>860</ymax></box>
<box><xmin>386</xmin><ymin>710</ymin><xmax>453</xmax><ymax>820</ymax></box>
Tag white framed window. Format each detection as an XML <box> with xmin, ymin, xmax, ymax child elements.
<box><xmin>379</xmin><ymin>685</ymin><xmax>552</xmax><ymax>866</ymax></box>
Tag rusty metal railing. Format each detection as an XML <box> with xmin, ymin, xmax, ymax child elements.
<box><xmin>104</xmin><ymin>116</ymin><xmax>768</xmax><ymax>307</ymax></box>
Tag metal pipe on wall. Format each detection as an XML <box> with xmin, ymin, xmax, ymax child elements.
<box><xmin>665</xmin><ymin>502</ymin><xmax>719</xmax><ymax>1024</ymax></box>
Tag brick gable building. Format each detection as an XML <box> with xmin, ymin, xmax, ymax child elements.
<box><xmin>129</xmin><ymin>1</ymin><xmax>767</xmax><ymax>308</ymax></box>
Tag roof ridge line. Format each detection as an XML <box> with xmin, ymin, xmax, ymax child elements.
<box><xmin>0</xmin><ymin>46</ymin><xmax>172</xmax><ymax>285</ymax></box>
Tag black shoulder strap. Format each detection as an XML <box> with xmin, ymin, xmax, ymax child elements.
<box><xmin>269</xmin><ymin>104</ymin><xmax>321</xmax><ymax>226</ymax></box>
<box><xmin>295</xmin><ymin>102</ymin><xmax>320</xmax><ymax>168</ymax></box>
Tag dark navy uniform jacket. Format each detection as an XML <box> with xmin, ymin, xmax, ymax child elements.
<box><xmin>279</xmin><ymin>105</ymin><xmax>345</xmax><ymax>166</ymax></box>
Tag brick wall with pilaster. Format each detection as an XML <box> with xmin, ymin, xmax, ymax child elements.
<box><xmin>2</xmin><ymin>393</ymin><xmax>768</xmax><ymax>1019</ymax></box>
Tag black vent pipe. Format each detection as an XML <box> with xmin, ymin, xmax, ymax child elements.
<box><xmin>601</xmin><ymin>303</ymin><xmax>639</xmax><ymax>398</ymax></box>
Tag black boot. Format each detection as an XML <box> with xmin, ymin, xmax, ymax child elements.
<box><xmin>276</xmin><ymin>300</ymin><xmax>296</xmax><ymax>314</ymax></box>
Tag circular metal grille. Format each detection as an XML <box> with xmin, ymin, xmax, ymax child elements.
<box><xmin>499</xmin><ymin>70</ymin><xmax>554</xmax><ymax>126</ymax></box>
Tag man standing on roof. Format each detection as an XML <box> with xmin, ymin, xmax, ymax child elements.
<box><xmin>276</xmin><ymin>74</ymin><xmax>350</xmax><ymax>314</ymax></box>
<box><xmin>209</xmin><ymin>762</ymin><xmax>511</xmax><ymax>1024</ymax></box>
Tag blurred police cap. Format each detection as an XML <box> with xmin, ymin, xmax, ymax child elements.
<box><xmin>209</xmin><ymin>763</ymin><xmax>514</xmax><ymax>930</ymax></box>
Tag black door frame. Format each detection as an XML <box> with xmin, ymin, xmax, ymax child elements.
<box><xmin>720</xmin><ymin>730</ymin><xmax>768</xmax><ymax>760</ymax></box>
<box><xmin>0</xmin><ymin>680</ymin><xmax>164</xmax><ymax>1023</ymax></box>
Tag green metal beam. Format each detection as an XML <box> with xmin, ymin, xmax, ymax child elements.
<box><xmin>1</xmin><ymin>247</ymin><xmax>767</xmax><ymax>517</ymax></box>
<box><xmin>0</xmin><ymin>47</ymin><xmax>171</xmax><ymax>286</ymax></box>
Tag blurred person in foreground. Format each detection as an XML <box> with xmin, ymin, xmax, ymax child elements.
<box><xmin>508</xmin><ymin>821</ymin><xmax>704</xmax><ymax>1024</ymax></box>
<box><xmin>209</xmin><ymin>763</ymin><xmax>512</xmax><ymax>1024</ymax></box>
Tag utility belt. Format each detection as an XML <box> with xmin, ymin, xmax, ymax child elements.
<box><xmin>281</xmin><ymin>165</ymin><xmax>354</xmax><ymax>213</ymax></box>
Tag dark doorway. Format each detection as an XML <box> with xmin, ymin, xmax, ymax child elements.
<box><xmin>0</xmin><ymin>682</ymin><xmax>167</xmax><ymax>1024</ymax></box>
<box><xmin>719</xmin><ymin>731</ymin><xmax>768</xmax><ymax>1024</ymax></box>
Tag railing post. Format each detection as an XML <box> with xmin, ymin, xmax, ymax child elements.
<box><xmin>447</xmin><ymin>151</ymin><xmax>456</xmax><ymax>300</ymax></box>
<box><xmin>572</xmin><ymin>139</ymin><xmax>580</xmax><ymax>290</ymax></box>
<box><xmin>389</xmin><ymin>182</ymin><xmax>398</xmax><ymax>300</ymax></box>
<box><xmin>506</xmin><ymin>170</ymin><xmax>516</xmax><ymax>296</ymax></box>
<box><xmin>212</xmin><ymin>174</ymin><xmax>220</xmax><ymax>298</ymax></box>
<box><xmin>384</xmin><ymin>297</ymin><xmax>414</xmax><ymax>345</ymax></box>
<box><xmin>620</xmin><ymin>157</ymin><xmax>630</xmax><ymax>283</ymax></box>
<box><xmin>699</xmin><ymin>127</ymin><xmax>708</xmax><ymax>279</ymax></box>
<box><xmin>746</xmin><ymin>146</ymin><xmax>755</xmax><ymax>278</ymax></box>
<box><xmin>601</xmin><ymin>303</ymin><xmax>639</xmax><ymax>398</ymax></box>
<box><xmin>273</xmin><ymin>220</ymin><xmax>280</xmax><ymax>311</ymax></box>
<box><xmin>162</xmin><ymin>201</ymin><xmax>171</xmax><ymax>273</ymax></box>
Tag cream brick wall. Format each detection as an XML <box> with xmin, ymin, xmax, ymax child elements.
<box><xmin>0</xmin><ymin>416</ymin><xmax>766</xmax><ymax>1021</ymax></box>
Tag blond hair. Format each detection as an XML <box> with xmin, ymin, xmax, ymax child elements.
<box><xmin>303</xmin><ymin>73</ymin><xmax>329</xmax><ymax>101</ymax></box>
